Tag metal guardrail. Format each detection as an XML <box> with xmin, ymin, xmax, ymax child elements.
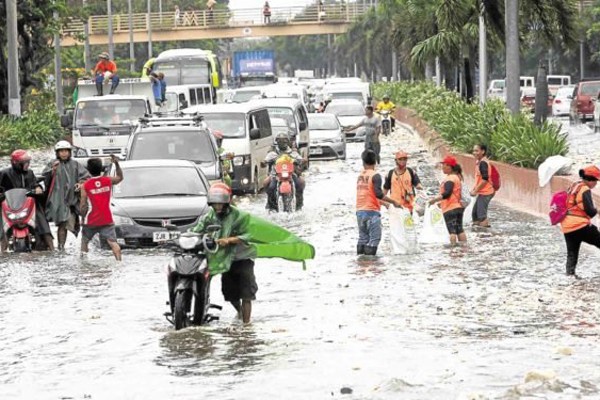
<box><xmin>62</xmin><ymin>5</ymin><xmax>369</xmax><ymax>36</ymax></box>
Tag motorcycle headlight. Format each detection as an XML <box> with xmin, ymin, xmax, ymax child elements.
<box><xmin>7</xmin><ymin>213</ymin><xmax>18</xmax><ymax>221</ymax></box>
<box><xmin>17</xmin><ymin>209</ymin><xmax>29</xmax><ymax>219</ymax></box>
<box><xmin>178</xmin><ymin>235</ymin><xmax>201</xmax><ymax>250</ymax></box>
<box><xmin>113</xmin><ymin>214</ymin><xmax>134</xmax><ymax>225</ymax></box>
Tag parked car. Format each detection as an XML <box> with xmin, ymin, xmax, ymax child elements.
<box><xmin>125</xmin><ymin>116</ymin><xmax>222</xmax><ymax>182</ymax></box>
<box><xmin>520</xmin><ymin>87</ymin><xmax>536</xmax><ymax>112</ymax></box>
<box><xmin>487</xmin><ymin>79</ymin><xmax>505</xmax><ymax>100</ymax></box>
<box><xmin>552</xmin><ymin>85</ymin><xmax>575</xmax><ymax>117</ymax></box>
<box><xmin>324</xmin><ymin>99</ymin><xmax>366</xmax><ymax>141</ymax></box>
<box><xmin>307</xmin><ymin>113</ymin><xmax>346</xmax><ymax>160</ymax></box>
<box><xmin>109</xmin><ymin>160</ymin><xmax>209</xmax><ymax>248</ymax></box>
<box><xmin>547</xmin><ymin>75</ymin><xmax>572</xmax><ymax>96</ymax></box>
<box><xmin>230</xmin><ymin>86</ymin><xmax>267</xmax><ymax>103</ymax></box>
<box><xmin>570</xmin><ymin>79</ymin><xmax>600</xmax><ymax>124</ymax></box>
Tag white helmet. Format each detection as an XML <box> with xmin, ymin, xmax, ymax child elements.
<box><xmin>54</xmin><ymin>140</ymin><xmax>72</xmax><ymax>151</ymax></box>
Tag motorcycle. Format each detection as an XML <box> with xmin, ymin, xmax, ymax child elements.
<box><xmin>163</xmin><ymin>224</ymin><xmax>222</xmax><ymax>330</ymax></box>
<box><xmin>1</xmin><ymin>188</ymin><xmax>37</xmax><ymax>252</ymax></box>
<box><xmin>274</xmin><ymin>154</ymin><xmax>297</xmax><ymax>213</ymax></box>
<box><xmin>379</xmin><ymin>110</ymin><xmax>392</xmax><ymax>136</ymax></box>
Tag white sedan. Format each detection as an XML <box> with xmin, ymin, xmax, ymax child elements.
<box><xmin>552</xmin><ymin>85</ymin><xmax>575</xmax><ymax>117</ymax></box>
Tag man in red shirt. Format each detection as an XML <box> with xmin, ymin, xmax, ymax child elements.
<box><xmin>92</xmin><ymin>52</ymin><xmax>120</xmax><ymax>96</ymax></box>
<box><xmin>80</xmin><ymin>155</ymin><xmax>124</xmax><ymax>260</ymax></box>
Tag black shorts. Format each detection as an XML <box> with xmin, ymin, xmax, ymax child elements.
<box><xmin>221</xmin><ymin>259</ymin><xmax>258</xmax><ymax>302</ymax></box>
<box><xmin>82</xmin><ymin>224</ymin><xmax>117</xmax><ymax>242</ymax></box>
<box><xmin>444</xmin><ymin>208</ymin><xmax>465</xmax><ymax>235</ymax></box>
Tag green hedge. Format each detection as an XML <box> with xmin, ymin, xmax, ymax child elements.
<box><xmin>373</xmin><ymin>82</ymin><xmax>568</xmax><ymax>169</ymax></box>
<box><xmin>0</xmin><ymin>92</ymin><xmax>65</xmax><ymax>156</ymax></box>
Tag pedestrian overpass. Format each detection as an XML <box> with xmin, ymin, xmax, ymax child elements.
<box><xmin>61</xmin><ymin>4</ymin><xmax>369</xmax><ymax>47</ymax></box>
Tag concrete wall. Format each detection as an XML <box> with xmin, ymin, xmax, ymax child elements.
<box><xmin>395</xmin><ymin>108</ymin><xmax>599</xmax><ymax>218</ymax></box>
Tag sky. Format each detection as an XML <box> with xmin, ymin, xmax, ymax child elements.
<box><xmin>228</xmin><ymin>0</ymin><xmax>316</xmax><ymax>9</ymax></box>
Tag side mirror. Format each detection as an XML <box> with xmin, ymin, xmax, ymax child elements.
<box><xmin>299</xmin><ymin>121</ymin><xmax>307</xmax><ymax>131</ymax></box>
<box><xmin>249</xmin><ymin>128</ymin><xmax>261</xmax><ymax>140</ymax></box>
<box><xmin>567</xmin><ymin>95</ymin><xmax>573</xmax><ymax>100</ymax></box>
<box><xmin>60</xmin><ymin>111</ymin><xmax>73</xmax><ymax>128</ymax></box>
<box><xmin>180</xmin><ymin>100</ymin><xmax>188</xmax><ymax>110</ymax></box>
<box><xmin>206</xmin><ymin>224</ymin><xmax>221</xmax><ymax>233</ymax></box>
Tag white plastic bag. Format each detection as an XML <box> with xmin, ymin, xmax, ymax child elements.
<box><xmin>537</xmin><ymin>155</ymin><xmax>573</xmax><ymax>187</ymax></box>
<box><xmin>462</xmin><ymin>196</ymin><xmax>476</xmax><ymax>226</ymax></box>
<box><xmin>419</xmin><ymin>205</ymin><xmax>450</xmax><ymax>245</ymax></box>
<box><xmin>389</xmin><ymin>207</ymin><xmax>419</xmax><ymax>254</ymax></box>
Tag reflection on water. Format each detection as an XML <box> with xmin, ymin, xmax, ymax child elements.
<box><xmin>0</xmin><ymin>128</ymin><xmax>600</xmax><ymax>398</ymax></box>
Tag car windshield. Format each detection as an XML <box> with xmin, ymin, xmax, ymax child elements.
<box><xmin>202</xmin><ymin>113</ymin><xmax>246</xmax><ymax>138</ymax></box>
<box><xmin>492</xmin><ymin>81</ymin><xmax>505</xmax><ymax>89</ymax></box>
<box><xmin>548</xmin><ymin>77</ymin><xmax>565</xmax><ymax>85</ymax></box>
<box><xmin>129</xmin><ymin>130</ymin><xmax>216</xmax><ymax>163</ymax></box>
<box><xmin>232</xmin><ymin>90</ymin><xmax>261</xmax><ymax>103</ymax></box>
<box><xmin>153</xmin><ymin>59</ymin><xmax>211</xmax><ymax>85</ymax></box>
<box><xmin>556</xmin><ymin>87</ymin><xmax>574</xmax><ymax>98</ymax></box>
<box><xmin>326</xmin><ymin>103</ymin><xmax>364</xmax><ymax>116</ymax></box>
<box><xmin>581</xmin><ymin>82</ymin><xmax>600</xmax><ymax>96</ymax></box>
<box><xmin>308</xmin><ymin>115</ymin><xmax>339</xmax><ymax>130</ymax></box>
<box><xmin>75</xmin><ymin>99</ymin><xmax>147</xmax><ymax>129</ymax></box>
<box><xmin>267</xmin><ymin>108</ymin><xmax>297</xmax><ymax>130</ymax></box>
<box><xmin>113</xmin><ymin>167</ymin><xmax>206</xmax><ymax>198</ymax></box>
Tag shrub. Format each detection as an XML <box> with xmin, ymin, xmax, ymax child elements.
<box><xmin>0</xmin><ymin>90</ymin><xmax>65</xmax><ymax>155</ymax></box>
<box><xmin>372</xmin><ymin>82</ymin><xmax>569</xmax><ymax>169</ymax></box>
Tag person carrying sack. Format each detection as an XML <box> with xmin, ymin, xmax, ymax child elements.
<box><xmin>560</xmin><ymin>165</ymin><xmax>600</xmax><ymax>278</ymax></box>
<box><xmin>383</xmin><ymin>150</ymin><xmax>423</xmax><ymax>213</ymax></box>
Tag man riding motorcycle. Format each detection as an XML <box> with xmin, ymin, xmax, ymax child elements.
<box><xmin>375</xmin><ymin>94</ymin><xmax>396</xmax><ymax>130</ymax></box>
<box><xmin>262</xmin><ymin>133</ymin><xmax>305</xmax><ymax>211</ymax></box>
<box><xmin>0</xmin><ymin>150</ymin><xmax>54</xmax><ymax>251</ymax></box>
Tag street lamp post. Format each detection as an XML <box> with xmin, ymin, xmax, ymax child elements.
<box><xmin>478</xmin><ymin>0</ymin><xmax>487</xmax><ymax>104</ymax></box>
<box><xmin>6</xmin><ymin>0</ymin><xmax>21</xmax><ymax>116</ymax></box>
<box><xmin>128</xmin><ymin>0</ymin><xmax>135</xmax><ymax>72</ymax></box>
<box><xmin>505</xmin><ymin>0</ymin><xmax>520</xmax><ymax>115</ymax></box>
<box><xmin>147</xmin><ymin>0</ymin><xmax>153</xmax><ymax>58</ymax></box>
<box><xmin>83</xmin><ymin>0</ymin><xmax>91</xmax><ymax>71</ymax></box>
<box><xmin>54</xmin><ymin>10</ymin><xmax>64</xmax><ymax>115</ymax></box>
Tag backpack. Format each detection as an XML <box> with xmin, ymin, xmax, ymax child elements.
<box><xmin>387</xmin><ymin>168</ymin><xmax>417</xmax><ymax>196</ymax></box>
<box><xmin>490</xmin><ymin>164</ymin><xmax>501</xmax><ymax>191</ymax></box>
<box><xmin>549</xmin><ymin>184</ymin><xmax>581</xmax><ymax>225</ymax></box>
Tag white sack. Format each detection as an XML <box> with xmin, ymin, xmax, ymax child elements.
<box><xmin>419</xmin><ymin>204</ymin><xmax>450</xmax><ymax>245</ymax></box>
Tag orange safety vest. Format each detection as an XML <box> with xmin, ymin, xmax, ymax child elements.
<box><xmin>475</xmin><ymin>158</ymin><xmax>495</xmax><ymax>196</ymax></box>
<box><xmin>94</xmin><ymin>60</ymin><xmax>117</xmax><ymax>74</ymax></box>
<box><xmin>389</xmin><ymin>168</ymin><xmax>415</xmax><ymax>211</ymax></box>
<box><xmin>356</xmin><ymin>169</ymin><xmax>381</xmax><ymax>212</ymax></box>
<box><xmin>560</xmin><ymin>182</ymin><xmax>591</xmax><ymax>234</ymax></box>
<box><xmin>439</xmin><ymin>174</ymin><xmax>462</xmax><ymax>213</ymax></box>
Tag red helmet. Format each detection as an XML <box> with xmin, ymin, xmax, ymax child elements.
<box><xmin>207</xmin><ymin>182</ymin><xmax>232</xmax><ymax>204</ymax></box>
<box><xmin>11</xmin><ymin>150</ymin><xmax>31</xmax><ymax>165</ymax></box>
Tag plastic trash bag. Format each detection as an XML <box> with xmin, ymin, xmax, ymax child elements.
<box><xmin>462</xmin><ymin>196</ymin><xmax>476</xmax><ymax>226</ymax></box>
<box><xmin>389</xmin><ymin>207</ymin><xmax>419</xmax><ymax>254</ymax></box>
<box><xmin>414</xmin><ymin>190</ymin><xmax>428</xmax><ymax>217</ymax></box>
<box><xmin>538</xmin><ymin>155</ymin><xmax>574</xmax><ymax>187</ymax></box>
<box><xmin>419</xmin><ymin>205</ymin><xmax>450</xmax><ymax>245</ymax></box>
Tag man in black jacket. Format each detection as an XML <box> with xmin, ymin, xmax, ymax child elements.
<box><xmin>0</xmin><ymin>150</ymin><xmax>54</xmax><ymax>251</ymax></box>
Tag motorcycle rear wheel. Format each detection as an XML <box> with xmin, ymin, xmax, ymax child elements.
<box><xmin>174</xmin><ymin>291</ymin><xmax>191</xmax><ymax>330</ymax></box>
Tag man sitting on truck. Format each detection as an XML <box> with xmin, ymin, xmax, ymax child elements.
<box><xmin>93</xmin><ymin>52</ymin><xmax>119</xmax><ymax>96</ymax></box>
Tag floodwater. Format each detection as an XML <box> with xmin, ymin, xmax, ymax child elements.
<box><xmin>1</xmin><ymin>127</ymin><xmax>600</xmax><ymax>399</ymax></box>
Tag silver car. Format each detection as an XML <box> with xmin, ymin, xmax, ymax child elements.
<box><xmin>324</xmin><ymin>99</ymin><xmax>366</xmax><ymax>142</ymax></box>
<box><xmin>308</xmin><ymin>113</ymin><xmax>346</xmax><ymax>160</ymax></box>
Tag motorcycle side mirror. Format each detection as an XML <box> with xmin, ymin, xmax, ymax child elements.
<box><xmin>206</xmin><ymin>224</ymin><xmax>221</xmax><ymax>233</ymax></box>
<box><xmin>164</xmin><ymin>224</ymin><xmax>178</xmax><ymax>231</ymax></box>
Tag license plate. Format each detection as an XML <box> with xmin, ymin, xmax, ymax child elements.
<box><xmin>310</xmin><ymin>147</ymin><xmax>323</xmax><ymax>155</ymax></box>
<box><xmin>153</xmin><ymin>231</ymin><xmax>180</xmax><ymax>242</ymax></box>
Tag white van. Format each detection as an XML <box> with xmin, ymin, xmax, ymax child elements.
<box><xmin>183</xmin><ymin>103</ymin><xmax>273</xmax><ymax>194</ymax></box>
<box><xmin>249</xmin><ymin>97</ymin><xmax>310</xmax><ymax>163</ymax></box>
<box><xmin>262</xmin><ymin>84</ymin><xmax>313</xmax><ymax>112</ymax></box>
<box><xmin>519</xmin><ymin>76</ymin><xmax>535</xmax><ymax>88</ymax></box>
<box><xmin>547</xmin><ymin>75</ymin><xmax>572</xmax><ymax>95</ymax></box>
<box><xmin>323</xmin><ymin>82</ymin><xmax>371</xmax><ymax>106</ymax></box>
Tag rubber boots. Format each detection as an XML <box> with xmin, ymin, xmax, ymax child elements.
<box><xmin>356</xmin><ymin>244</ymin><xmax>365</xmax><ymax>255</ymax></box>
<box><xmin>364</xmin><ymin>246</ymin><xmax>378</xmax><ymax>256</ymax></box>
<box><xmin>95</xmin><ymin>82</ymin><xmax>103</xmax><ymax>96</ymax></box>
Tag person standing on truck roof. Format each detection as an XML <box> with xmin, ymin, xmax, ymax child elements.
<box><xmin>142</xmin><ymin>57</ymin><xmax>155</xmax><ymax>78</ymax></box>
<box><xmin>158</xmin><ymin>72</ymin><xmax>167</xmax><ymax>103</ymax></box>
<box><xmin>92</xmin><ymin>52</ymin><xmax>119</xmax><ymax>96</ymax></box>
<box><xmin>149</xmin><ymin>73</ymin><xmax>162</xmax><ymax>107</ymax></box>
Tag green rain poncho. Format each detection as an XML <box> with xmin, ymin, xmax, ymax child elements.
<box><xmin>190</xmin><ymin>206</ymin><xmax>315</xmax><ymax>275</ymax></box>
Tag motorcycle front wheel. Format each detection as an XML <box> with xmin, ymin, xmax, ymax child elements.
<box><xmin>174</xmin><ymin>290</ymin><xmax>191</xmax><ymax>330</ymax></box>
<box><xmin>13</xmin><ymin>238</ymin><xmax>30</xmax><ymax>253</ymax></box>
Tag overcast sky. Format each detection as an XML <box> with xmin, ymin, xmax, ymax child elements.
<box><xmin>229</xmin><ymin>0</ymin><xmax>316</xmax><ymax>9</ymax></box>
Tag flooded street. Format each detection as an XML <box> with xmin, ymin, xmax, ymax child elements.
<box><xmin>2</xmin><ymin>127</ymin><xmax>600</xmax><ymax>399</ymax></box>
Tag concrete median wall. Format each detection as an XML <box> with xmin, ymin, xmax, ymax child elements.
<box><xmin>395</xmin><ymin>108</ymin><xmax>599</xmax><ymax>218</ymax></box>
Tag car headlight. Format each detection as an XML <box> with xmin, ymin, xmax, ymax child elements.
<box><xmin>113</xmin><ymin>214</ymin><xmax>134</xmax><ymax>225</ymax></box>
<box><xmin>178</xmin><ymin>235</ymin><xmax>201</xmax><ymax>250</ymax></box>
<box><xmin>233</xmin><ymin>156</ymin><xmax>244</xmax><ymax>166</ymax></box>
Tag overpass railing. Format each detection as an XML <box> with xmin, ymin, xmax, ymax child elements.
<box><xmin>63</xmin><ymin>4</ymin><xmax>370</xmax><ymax>36</ymax></box>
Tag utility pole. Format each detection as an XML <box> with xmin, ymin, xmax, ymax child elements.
<box><xmin>147</xmin><ymin>0</ymin><xmax>153</xmax><ymax>58</ymax></box>
<box><xmin>107</xmin><ymin>0</ymin><xmax>114</xmax><ymax>59</ymax></box>
<box><xmin>478</xmin><ymin>0</ymin><xmax>487</xmax><ymax>104</ymax></box>
<box><xmin>580</xmin><ymin>0</ymin><xmax>585</xmax><ymax>79</ymax></box>
<box><xmin>7</xmin><ymin>0</ymin><xmax>21</xmax><ymax>116</ymax></box>
<box><xmin>128</xmin><ymin>0</ymin><xmax>135</xmax><ymax>72</ymax></box>
<box><xmin>54</xmin><ymin>10</ymin><xmax>64</xmax><ymax>115</ymax></box>
<box><xmin>83</xmin><ymin>0</ymin><xmax>91</xmax><ymax>71</ymax></box>
<box><xmin>435</xmin><ymin>57</ymin><xmax>441</xmax><ymax>86</ymax></box>
<box><xmin>392</xmin><ymin>50</ymin><xmax>397</xmax><ymax>81</ymax></box>
<box><xmin>505</xmin><ymin>0</ymin><xmax>520</xmax><ymax>114</ymax></box>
